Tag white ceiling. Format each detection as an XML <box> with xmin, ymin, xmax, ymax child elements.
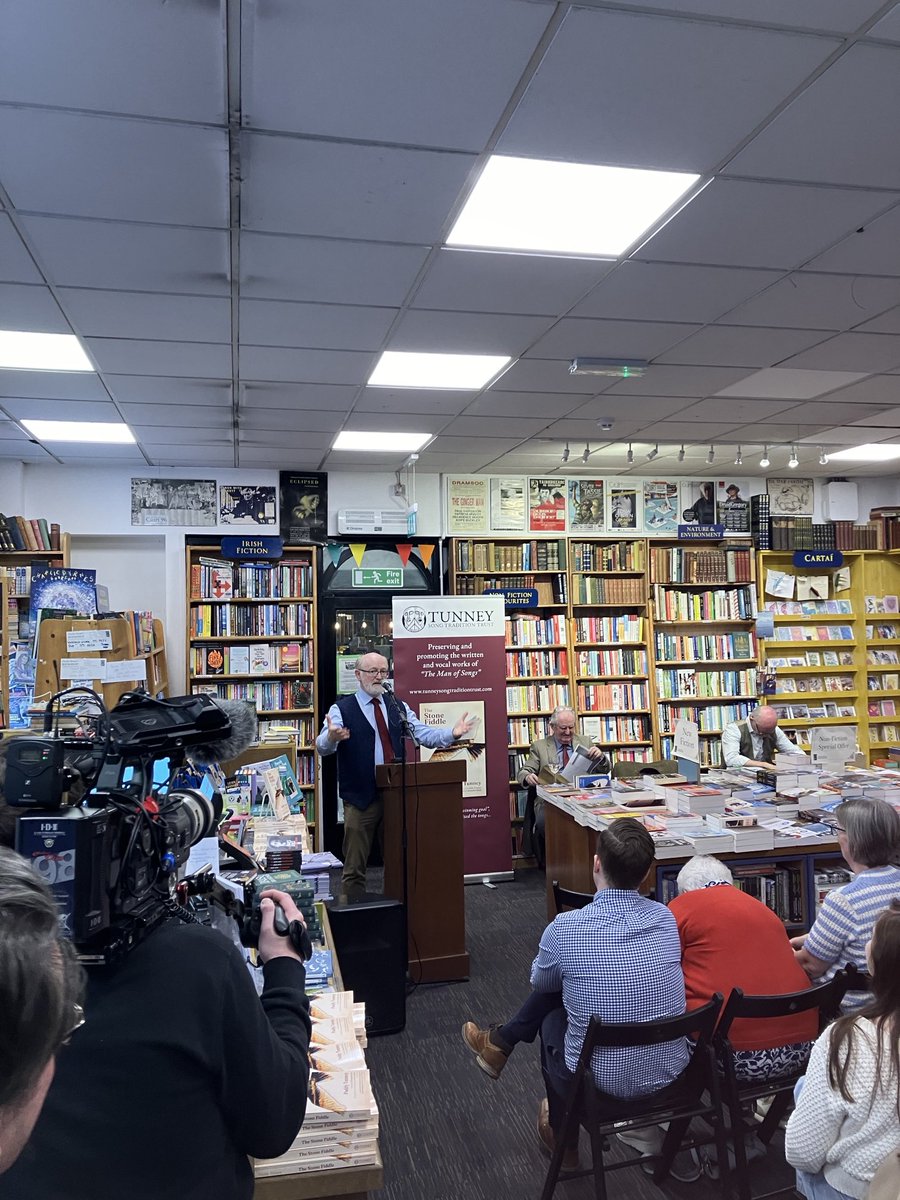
<box><xmin>2</xmin><ymin>0</ymin><xmax>900</xmax><ymax>478</ymax></box>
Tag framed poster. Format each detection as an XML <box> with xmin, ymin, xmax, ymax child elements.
<box><xmin>643</xmin><ymin>480</ymin><xmax>679</xmax><ymax>534</ymax></box>
<box><xmin>489</xmin><ymin>476</ymin><xmax>526</xmax><ymax>531</ymax></box>
<box><xmin>131</xmin><ymin>478</ymin><xmax>216</xmax><ymax>526</ymax></box>
<box><xmin>528</xmin><ymin>477</ymin><xmax>567</xmax><ymax>532</ymax></box>
<box><xmin>767</xmin><ymin>477</ymin><xmax>814</xmax><ymax>517</ymax></box>
<box><xmin>279</xmin><ymin>471</ymin><xmax>327</xmax><ymax>544</ymax></box>
<box><xmin>447</xmin><ymin>477</ymin><xmax>488</xmax><ymax>533</ymax></box>
<box><xmin>568</xmin><ymin>480</ymin><xmax>605</xmax><ymax>532</ymax></box>
<box><xmin>219</xmin><ymin>485</ymin><xmax>277</xmax><ymax>526</ymax></box>
<box><xmin>680</xmin><ymin>480</ymin><xmax>716</xmax><ymax>525</ymax></box>
<box><xmin>716</xmin><ymin>478</ymin><xmax>751</xmax><ymax>533</ymax></box>
<box><xmin>608</xmin><ymin>485</ymin><xmax>640</xmax><ymax>531</ymax></box>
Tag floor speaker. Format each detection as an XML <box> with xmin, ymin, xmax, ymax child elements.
<box><xmin>326</xmin><ymin>896</ymin><xmax>406</xmax><ymax>1036</ymax></box>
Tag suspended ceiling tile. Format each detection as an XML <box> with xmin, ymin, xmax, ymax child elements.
<box><xmin>354</xmin><ymin>387</ymin><xmax>481</xmax><ymax>414</ymax></box>
<box><xmin>241</xmin><ymin>233</ymin><xmax>430</xmax><ymax>306</ymax></box>
<box><xmin>239</xmin><ymin>301</ymin><xmax>398</xmax><ymax>351</ymax></box>
<box><xmin>604</xmin><ymin>365</ymin><xmax>753</xmax><ymax>396</ymax></box>
<box><xmin>146</xmin><ymin>444</ymin><xmax>237</xmax><ymax>467</ymax></box>
<box><xmin>237</xmin><ymin>448</ymin><xmax>322</xmax><ymax>470</ymax></box>
<box><xmin>766</xmin><ymin>400</ymin><xmax>895</xmax><ymax>424</ymax></box>
<box><xmin>0</xmin><ymin>370</ymin><xmax>107</xmax><ymax>400</ymax></box>
<box><xmin>240</xmin><ymin>345</ymin><xmax>375</xmax><ymax>385</ymax></box>
<box><xmin>322</xmin><ymin>450</ymin><xmax>420</xmax><ymax>469</ymax></box>
<box><xmin>850</xmin><ymin>406</ymin><xmax>900</xmax><ymax>426</ymax></box>
<box><xmin>0</xmin><ymin>439</ymin><xmax>60</xmax><ymax>460</ymax></box>
<box><xmin>0</xmin><ymin>0</ymin><xmax>226</xmax><ymax>122</ymax></box>
<box><xmin>411</xmin><ymin>249</ymin><xmax>614</xmax><ymax>316</ymax></box>
<box><xmin>132</xmin><ymin>424</ymin><xmax>234</xmax><ymax>446</ymax></box>
<box><xmin>491</xmin><ymin>359</ymin><xmax>604</xmax><ymax>394</ymax></box>
<box><xmin>240</xmin><ymin>429</ymin><xmax>334</xmax><ymax>451</ymax></box>
<box><xmin>676</xmin><ymin>397</ymin><xmax>798</xmax><ymax>421</ymax></box>
<box><xmin>656</xmin><ymin>325</ymin><xmax>829</xmax><ymax>368</ymax></box>
<box><xmin>777</xmin><ymin>332</ymin><xmax>900</xmax><ymax>374</ymax></box>
<box><xmin>388</xmin><ymin>310</ymin><xmax>554</xmax><ymax>357</ymax></box>
<box><xmin>87</xmin><ymin>339</ymin><xmax>233</xmax><ymax>379</ymax></box>
<box><xmin>726</xmin><ymin>420</ymin><xmax>832</xmax><ymax>441</ymax></box>
<box><xmin>421</xmin><ymin>434</ymin><xmax>522</xmax><ymax>455</ymax></box>
<box><xmin>726</xmin><ymin>45</ymin><xmax>900</xmax><ymax>189</ymax></box>
<box><xmin>411</xmin><ymin>451</ymin><xmax>509</xmax><ymax>472</ymax></box>
<box><xmin>22</xmin><ymin>216</ymin><xmax>230</xmax><ymax>294</ymax></box>
<box><xmin>0</xmin><ymin>214</ymin><xmax>42</xmax><ymax>284</ymax></box>
<box><xmin>438</xmin><ymin>415</ymin><xmax>551</xmax><ymax>438</ymax></box>
<box><xmin>52</xmin><ymin>445</ymin><xmax>147</xmax><ymax>462</ymax></box>
<box><xmin>60</xmin><ymin>290</ymin><xmax>231</xmax><ymax>344</ymax></box>
<box><xmin>342</xmin><ymin>411</ymin><xmax>448</xmax><ymax>434</ymax></box>
<box><xmin>243</xmin><ymin>135</ymin><xmax>475</xmax><ymax>243</ymax></box>
<box><xmin>804</xmin><ymin>203</ymin><xmax>900</xmax><ymax>275</ymax></box>
<box><xmin>796</xmin><ymin>424</ymin><xmax>895</xmax><ymax>445</ymax></box>
<box><xmin>0</xmin><ymin>109</ymin><xmax>229</xmax><ymax>227</ymax></box>
<box><xmin>107</xmin><ymin>377</ymin><xmax>232</xmax><ymax>407</ymax></box>
<box><xmin>242</xmin><ymin>0</ymin><xmax>552</xmax><ymax>149</ymax></box>
<box><xmin>0</xmin><ymin>397</ymin><xmax>119</xmax><ymax>422</ymax></box>
<box><xmin>566</xmin><ymin>395</ymin><xmax>696</xmax><ymax>422</ymax></box>
<box><xmin>119</xmin><ymin>404</ymin><xmax>233</xmax><ymax>429</ymax></box>
<box><xmin>867</xmin><ymin>7</ymin><xmax>900</xmax><ymax>41</ymax></box>
<box><xmin>724</xmin><ymin>273</ymin><xmax>900</xmax><ymax>331</ymax></box>
<box><xmin>571</xmin><ymin>262</ymin><xmax>781</xmax><ymax>324</ymax></box>
<box><xmin>464</xmin><ymin>391</ymin><xmax>592</xmax><ymax>419</ymax></box>
<box><xmin>240</xmin><ymin>408</ymin><xmax>349</xmax><ymax>433</ymax></box>
<box><xmin>635</xmin><ymin>179</ymin><xmax>898</xmax><ymax>270</ymax></box>
<box><xmin>584</xmin><ymin>0</ymin><xmax>885</xmax><ymax>33</ymax></box>
<box><xmin>524</xmin><ymin>318</ymin><xmax>700</xmax><ymax>361</ymax></box>
<box><xmin>0</xmin><ymin>284</ymin><xmax>69</xmax><ymax>333</ymax></box>
<box><xmin>497</xmin><ymin>7</ymin><xmax>838</xmax><ymax>171</ymax></box>
<box><xmin>628</xmin><ymin>419</ymin><xmax>743</xmax><ymax>439</ymax></box>
<box><xmin>812</xmin><ymin>375</ymin><xmax>900</xmax><ymax>403</ymax></box>
<box><xmin>242</xmin><ymin>382</ymin><xmax>360</xmax><ymax>411</ymax></box>
<box><xmin>855</xmin><ymin>306</ymin><xmax>900</xmax><ymax>334</ymax></box>
<box><xmin>715</xmin><ymin>367</ymin><xmax>869</xmax><ymax>398</ymax></box>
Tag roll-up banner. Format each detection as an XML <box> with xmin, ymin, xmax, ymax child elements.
<box><xmin>392</xmin><ymin>596</ymin><xmax>512</xmax><ymax>879</ymax></box>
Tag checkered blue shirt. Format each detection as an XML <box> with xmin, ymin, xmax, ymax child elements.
<box><xmin>531</xmin><ymin>889</ymin><xmax>690</xmax><ymax>1098</ymax></box>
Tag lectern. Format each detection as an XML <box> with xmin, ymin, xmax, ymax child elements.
<box><xmin>377</xmin><ymin>759</ymin><xmax>469</xmax><ymax>983</ymax></box>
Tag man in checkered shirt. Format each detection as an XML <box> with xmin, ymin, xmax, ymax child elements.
<box><xmin>463</xmin><ymin>819</ymin><xmax>689</xmax><ymax>1172</ymax></box>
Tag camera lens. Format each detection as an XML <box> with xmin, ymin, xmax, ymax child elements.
<box><xmin>165</xmin><ymin>788</ymin><xmax>223</xmax><ymax>855</ymax></box>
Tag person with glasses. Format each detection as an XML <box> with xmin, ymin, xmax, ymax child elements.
<box><xmin>0</xmin><ymin>846</ymin><xmax>85</xmax><ymax>1174</ymax></box>
<box><xmin>721</xmin><ymin>705</ymin><xmax>797</xmax><ymax>770</ymax></box>
<box><xmin>317</xmin><ymin>651</ymin><xmax>476</xmax><ymax>898</ymax></box>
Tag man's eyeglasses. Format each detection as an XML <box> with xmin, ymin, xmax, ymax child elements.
<box><xmin>60</xmin><ymin>1003</ymin><xmax>85</xmax><ymax>1048</ymax></box>
<box><xmin>358</xmin><ymin>668</ymin><xmax>390</xmax><ymax>678</ymax></box>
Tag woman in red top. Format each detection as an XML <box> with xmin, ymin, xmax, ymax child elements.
<box><xmin>669</xmin><ymin>855</ymin><xmax>817</xmax><ymax>1081</ymax></box>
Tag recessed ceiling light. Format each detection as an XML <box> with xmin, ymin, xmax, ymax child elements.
<box><xmin>368</xmin><ymin>351</ymin><xmax>510</xmax><ymax>390</ymax></box>
<box><xmin>22</xmin><ymin>419</ymin><xmax>134</xmax><ymax>444</ymax></box>
<box><xmin>333</xmin><ymin>431</ymin><xmax>432</xmax><ymax>453</ymax></box>
<box><xmin>0</xmin><ymin>330</ymin><xmax>93</xmax><ymax>372</ymax></box>
<box><xmin>826</xmin><ymin>443</ymin><xmax>900</xmax><ymax>463</ymax></box>
<box><xmin>446</xmin><ymin>155</ymin><xmax>701</xmax><ymax>257</ymax></box>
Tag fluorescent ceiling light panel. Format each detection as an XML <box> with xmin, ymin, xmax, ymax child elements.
<box><xmin>0</xmin><ymin>330</ymin><xmax>93</xmax><ymax>372</ymax></box>
<box><xmin>22</xmin><ymin>419</ymin><xmax>135</xmax><ymax>444</ymax></box>
<box><xmin>368</xmin><ymin>351</ymin><xmax>510</xmax><ymax>390</ymax></box>
<box><xmin>825</xmin><ymin>443</ymin><xmax>900</xmax><ymax>462</ymax></box>
<box><xmin>333</xmin><ymin>431</ymin><xmax>432</xmax><ymax>452</ymax></box>
<box><xmin>446</xmin><ymin>156</ymin><xmax>701</xmax><ymax>257</ymax></box>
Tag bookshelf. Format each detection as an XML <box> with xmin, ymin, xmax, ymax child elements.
<box><xmin>569</xmin><ymin>538</ymin><xmax>653</xmax><ymax>763</ymax></box>
<box><xmin>859</xmin><ymin>551</ymin><xmax>900</xmax><ymax>759</ymax></box>
<box><xmin>185</xmin><ymin>542</ymin><xmax>319</xmax><ymax>836</ymax></box>
<box><xmin>650</xmin><ymin>542</ymin><xmax>758</xmax><ymax>768</ymax></box>
<box><xmin>0</xmin><ymin>536</ymin><xmax>70</xmax><ymax>730</ymax></box>
<box><xmin>34</xmin><ymin>614</ymin><xmax>168</xmax><ymax>709</ymax></box>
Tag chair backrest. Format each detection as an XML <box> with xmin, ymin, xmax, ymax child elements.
<box><xmin>716</xmin><ymin>970</ymin><xmax>848</xmax><ymax>1045</ymax></box>
<box><xmin>612</xmin><ymin>758</ymin><xmax>679</xmax><ymax>779</ymax></box>
<box><xmin>578</xmin><ymin>995</ymin><xmax>723</xmax><ymax>1062</ymax></box>
<box><xmin>552</xmin><ymin>880</ymin><xmax>593</xmax><ymax>912</ymax></box>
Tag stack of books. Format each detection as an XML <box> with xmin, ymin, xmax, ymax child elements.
<box><xmin>750</xmin><ymin>494</ymin><xmax>770</xmax><ymax>549</ymax></box>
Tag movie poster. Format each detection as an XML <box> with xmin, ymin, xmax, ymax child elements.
<box><xmin>279</xmin><ymin>471</ymin><xmax>327</xmax><ymax>544</ymax></box>
<box><xmin>568</xmin><ymin>480</ymin><xmax>605</xmax><ymax>532</ymax></box>
<box><xmin>643</xmin><ymin>480</ymin><xmax>679</xmax><ymax>534</ymax></box>
<box><xmin>447</xmin><ymin>477</ymin><xmax>488</xmax><ymax>533</ymax></box>
<box><xmin>528</xmin><ymin>477</ymin><xmax>566</xmax><ymax>532</ymax></box>
<box><xmin>716</xmin><ymin>478</ymin><xmax>751</xmax><ymax>533</ymax></box>
<box><xmin>219</xmin><ymin>485</ymin><xmax>276</xmax><ymax>526</ymax></box>
<box><xmin>608</xmin><ymin>486</ymin><xmax>640</xmax><ymax>531</ymax></box>
<box><xmin>489</xmin><ymin>476</ymin><xmax>526</xmax><ymax>531</ymax></box>
<box><xmin>680</xmin><ymin>480</ymin><xmax>717</xmax><ymax>525</ymax></box>
<box><xmin>131</xmin><ymin>478</ymin><xmax>216</xmax><ymax>526</ymax></box>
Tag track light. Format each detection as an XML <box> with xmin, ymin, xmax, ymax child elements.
<box><xmin>707</xmin><ymin>444</ymin><xmax>715</xmax><ymax>464</ymax></box>
<box><xmin>582</xmin><ymin>443</ymin><xmax>590</xmax><ymax>464</ymax></box>
<box><xmin>561</xmin><ymin>442</ymin><xmax>570</xmax><ymax>463</ymax></box>
<box><xmin>734</xmin><ymin>446</ymin><xmax>742</xmax><ymax>466</ymax></box>
<box><xmin>646</xmin><ymin>444</ymin><xmax>658</xmax><ymax>462</ymax></box>
<box><xmin>760</xmin><ymin>446</ymin><xmax>770</xmax><ymax>470</ymax></box>
<box><xmin>819</xmin><ymin>447</ymin><xmax>829</xmax><ymax>466</ymax></box>
<box><xmin>626</xmin><ymin>443</ymin><xmax>634</xmax><ymax>464</ymax></box>
<box><xmin>788</xmin><ymin>445</ymin><xmax>799</xmax><ymax>469</ymax></box>
<box><xmin>677</xmin><ymin>445</ymin><xmax>685</xmax><ymax>463</ymax></box>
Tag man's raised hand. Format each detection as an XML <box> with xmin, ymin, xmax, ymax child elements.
<box><xmin>326</xmin><ymin>714</ymin><xmax>351</xmax><ymax>743</ymax></box>
<box><xmin>452</xmin><ymin>712</ymin><xmax>477</xmax><ymax>740</ymax></box>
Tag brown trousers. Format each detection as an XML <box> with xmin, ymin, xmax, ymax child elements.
<box><xmin>341</xmin><ymin>798</ymin><xmax>384</xmax><ymax>897</ymax></box>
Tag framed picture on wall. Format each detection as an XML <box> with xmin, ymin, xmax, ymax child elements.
<box><xmin>716</xmin><ymin>478</ymin><xmax>751</xmax><ymax>533</ymax></box>
<box><xmin>279</xmin><ymin>471</ymin><xmax>327</xmax><ymax>544</ymax></box>
<box><xmin>489</xmin><ymin>476</ymin><xmax>526</xmax><ymax>531</ymax></box>
<box><xmin>643</xmin><ymin>480</ymin><xmax>679</xmax><ymax>534</ymax></box>
<box><xmin>608</xmin><ymin>485</ymin><xmax>640</xmax><ymax>531</ymax></box>
<box><xmin>447</xmin><ymin>476</ymin><xmax>489</xmax><ymax>533</ymax></box>
<box><xmin>219</xmin><ymin>485</ymin><xmax>276</xmax><ymax>526</ymax></box>
<box><xmin>680</xmin><ymin>480</ymin><xmax>716</xmax><ymax>525</ymax></box>
<box><xmin>568</xmin><ymin>480</ymin><xmax>605</xmax><ymax>532</ymax></box>
<box><xmin>528</xmin><ymin>477</ymin><xmax>567</xmax><ymax>532</ymax></box>
<box><xmin>767</xmin><ymin>477</ymin><xmax>814</xmax><ymax>517</ymax></box>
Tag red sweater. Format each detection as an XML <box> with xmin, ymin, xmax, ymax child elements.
<box><xmin>669</xmin><ymin>886</ymin><xmax>818</xmax><ymax>1051</ymax></box>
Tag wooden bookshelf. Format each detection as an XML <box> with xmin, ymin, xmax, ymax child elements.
<box><xmin>35</xmin><ymin>614</ymin><xmax>168</xmax><ymax>709</ymax></box>
<box><xmin>185</xmin><ymin>541</ymin><xmax>319</xmax><ymax>841</ymax></box>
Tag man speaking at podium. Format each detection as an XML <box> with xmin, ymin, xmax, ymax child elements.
<box><xmin>317</xmin><ymin>652</ymin><xmax>476</xmax><ymax>899</ymax></box>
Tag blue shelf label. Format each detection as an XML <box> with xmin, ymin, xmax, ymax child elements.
<box><xmin>792</xmin><ymin>550</ymin><xmax>843</xmax><ymax>568</ymax></box>
<box><xmin>220</xmin><ymin>536</ymin><xmax>284</xmax><ymax>560</ymax></box>
<box><xmin>484</xmin><ymin>587</ymin><xmax>538</xmax><ymax>609</ymax></box>
<box><xmin>677</xmin><ymin>524</ymin><xmax>724</xmax><ymax>541</ymax></box>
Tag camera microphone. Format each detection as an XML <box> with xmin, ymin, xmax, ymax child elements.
<box><xmin>189</xmin><ymin>698</ymin><xmax>259</xmax><ymax>764</ymax></box>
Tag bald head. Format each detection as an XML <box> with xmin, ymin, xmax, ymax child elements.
<box><xmin>749</xmin><ymin>707</ymin><xmax>778</xmax><ymax>735</ymax></box>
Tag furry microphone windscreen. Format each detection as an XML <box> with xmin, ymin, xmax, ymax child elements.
<box><xmin>190</xmin><ymin>698</ymin><xmax>259</xmax><ymax>764</ymax></box>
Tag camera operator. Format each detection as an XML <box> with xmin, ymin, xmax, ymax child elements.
<box><xmin>2</xmin><ymin>771</ymin><xmax>312</xmax><ymax>1200</ymax></box>
<box><xmin>0</xmin><ymin>846</ymin><xmax>85</xmax><ymax>1175</ymax></box>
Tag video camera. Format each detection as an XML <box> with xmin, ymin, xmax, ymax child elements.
<box><xmin>6</xmin><ymin>688</ymin><xmax>263</xmax><ymax>964</ymax></box>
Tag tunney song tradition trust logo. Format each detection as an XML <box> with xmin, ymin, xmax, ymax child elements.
<box><xmin>400</xmin><ymin>606</ymin><xmax>497</xmax><ymax>632</ymax></box>
<box><xmin>401</xmin><ymin>606</ymin><xmax>427</xmax><ymax>633</ymax></box>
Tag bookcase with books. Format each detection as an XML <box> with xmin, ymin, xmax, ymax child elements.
<box><xmin>650</xmin><ymin>543</ymin><xmax>758</xmax><ymax>768</ymax></box>
<box><xmin>756</xmin><ymin>550</ymin><xmax>867</xmax><ymax>755</ymax></box>
<box><xmin>859</xmin><ymin>550</ymin><xmax>900</xmax><ymax>760</ymax></box>
<box><xmin>34</xmin><ymin>613</ymin><xmax>168</xmax><ymax>710</ymax></box>
<box><xmin>185</xmin><ymin>543</ymin><xmax>320</xmax><ymax>835</ymax></box>
<box><xmin>569</xmin><ymin>539</ymin><xmax>654</xmax><ymax>764</ymax></box>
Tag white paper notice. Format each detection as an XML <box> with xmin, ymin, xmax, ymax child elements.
<box><xmin>104</xmin><ymin>659</ymin><xmax>147</xmax><ymax>683</ymax></box>
<box><xmin>60</xmin><ymin>658</ymin><xmax>107</xmax><ymax>680</ymax></box>
<box><xmin>673</xmin><ymin>718</ymin><xmax>700</xmax><ymax>763</ymax></box>
<box><xmin>66</xmin><ymin>629</ymin><xmax>113</xmax><ymax>652</ymax></box>
<box><xmin>185</xmin><ymin>836</ymin><xmax>220</xmax><ymax>878</ymax></box>
<box><xmin>810</xmin><ymin>725</ymin><xmax>857</xmax><ymax>770</ymax></box>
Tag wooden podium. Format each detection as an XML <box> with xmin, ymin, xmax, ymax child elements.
<box><xmin>378</xmin><ymin>759</ymin><xmax>469</xmax><ymax>983</ymax></box>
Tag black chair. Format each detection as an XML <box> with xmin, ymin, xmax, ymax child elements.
<box><xmin>713</xmin><ymin>971</ymin><xmax>849</xmax><ymax>1200</ymax></box>
<box><xmin>551</xmin><ymin>880</ymin><xmax>593</xmax><ymax>913</ymax></box>
<box><xmin>540</xmin><ymin>995</ymin><xmax>729</xmax><ymax>1200</ymax></box>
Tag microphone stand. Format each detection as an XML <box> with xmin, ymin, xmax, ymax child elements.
<box><xmin>380</xmin><ymin>683</ymin><xmax>418</xmax><ymax>976</ymax></box>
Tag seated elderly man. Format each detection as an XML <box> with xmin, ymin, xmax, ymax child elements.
<box><xmin>721</xmin><ymin>706</ymin><xmax>796</xmax><ymax>770</ymax></box>
<box><xmin>792</xmin><ymin>797</ymin><xmax>900</xmax><ymax>1008</ymax></box>
<box><xmin>670</xmin><ymin>856</ymin><xmax>817</xmax><ymax>1080</ymax></box>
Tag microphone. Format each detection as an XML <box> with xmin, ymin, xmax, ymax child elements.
<box><xmin>190</xmin><ymin>698</ymin><xmax>259</xmax><ymax>763</ymax></box>
<box><xmin>379</xmin><ymin>679</ymin><xmax>393</xmax><ymax>693</ymax></box>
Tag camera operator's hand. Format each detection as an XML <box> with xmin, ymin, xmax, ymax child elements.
<box><xmin>258</xmin><ymin>890</ymin><xmax>307</xmax><ymax>965</ymax></box>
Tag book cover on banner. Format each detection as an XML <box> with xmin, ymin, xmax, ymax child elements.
<box><xmin>29</xmin><ymin>568</ymin><xmax>97</xmax><ymax>646</ymax></box>
<box><xmin>419</xmin><ymin>701</ymin><xmax>486</xmax><ymax>798</ymax></box>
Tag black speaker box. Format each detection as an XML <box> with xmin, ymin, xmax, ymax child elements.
<box><xmin>326</xmin><ymin>896</ymin><xmax>406</xmax><ymax>1036</ymax></box>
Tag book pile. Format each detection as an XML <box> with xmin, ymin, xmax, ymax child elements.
<box><xmin>0</xmin><ymin>513</ymin><xmax>61</xmax><ymax>551</ymax></box>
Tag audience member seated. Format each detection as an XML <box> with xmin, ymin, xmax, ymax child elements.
<box><xmin>671</xmin><ymin>855</ymin><xmax>817</xmax><ymax>1081</ymax></box>
<box><xmin>792</xmin><ymin>798</ymin><xmax>900</xmax><ymax>1008</ymax></box>
<box><xmin>461</xmin><ymin>820</ymin><xmax>697</xmax><ymax>1178</ymax></box>
<box><xmin>786</xmin><ymin>899</ymin><xmax>900</xmax><ymax>1200</ymax></box>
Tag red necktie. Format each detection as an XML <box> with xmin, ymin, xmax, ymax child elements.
<box><xmin>561</xmin><ymin>745</ymin><xmax>570</xmax><ymax>768</ymax></box>
<box><xmin>371</xmin><ymin>697</ymin><xmax>395</xmax><ymax>763</ymax></box>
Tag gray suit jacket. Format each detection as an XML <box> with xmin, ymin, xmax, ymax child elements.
<box><xmin>516</xmin><ymin>734</ymin><xmax>610</xmax><ymax>787</ymax></box>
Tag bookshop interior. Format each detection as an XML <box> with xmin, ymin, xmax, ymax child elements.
<box><xmin>3</xmin><ymin>4</ymin><xmax>900</xmax><ymax>1200</ymax></box>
